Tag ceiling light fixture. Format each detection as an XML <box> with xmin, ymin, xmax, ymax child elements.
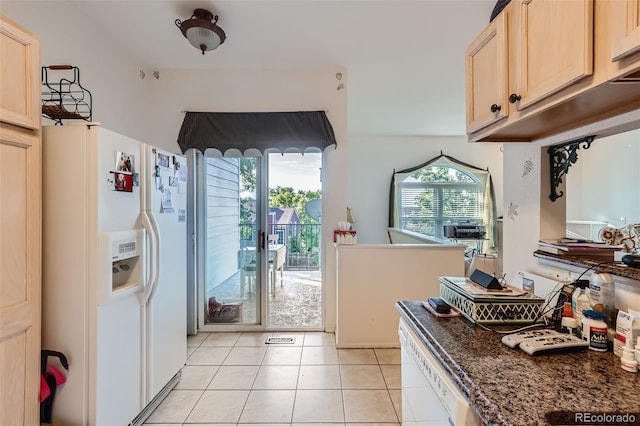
<box><xmin>175</xmin><ymin>8</ymin><xmax>227</xmax><ymax>55</ymax></box>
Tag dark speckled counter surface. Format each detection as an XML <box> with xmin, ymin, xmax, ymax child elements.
<box><xmin>533</xmin><ymin>250</ymin><xmax>640</xmax><ymax>281</ymax></box>
<box><xmin>396</xmin><ymin>300</ymin><xmax>640</xmax><ymax>426</ymax></box>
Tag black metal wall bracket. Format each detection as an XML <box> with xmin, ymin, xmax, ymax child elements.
<box><xmin>547</xmin><ymin>135</ymin><xmax>596</xmax><ymax>201</ymax></box>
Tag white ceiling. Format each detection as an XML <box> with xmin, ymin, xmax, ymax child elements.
<box><xmin>41</xmin><ymin>0</ymin><xmax>497</xmax><ymax>136</ymax></box>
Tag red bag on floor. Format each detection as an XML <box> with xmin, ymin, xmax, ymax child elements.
<box><xmin>40</xmin><ymin>350</ymin><xmax>69</xmax><ymax>424</ymax></box>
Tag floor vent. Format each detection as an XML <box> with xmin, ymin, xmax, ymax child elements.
<box><xmin>265</xmin><ymin>336</ymin><xmax>296</xmax><ymax>344</ymax></box>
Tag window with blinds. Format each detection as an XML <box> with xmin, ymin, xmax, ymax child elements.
<box><xmin>397</xmin><ymin>166</ymin><xmax>485</xmax><ymax>237</ymax></box>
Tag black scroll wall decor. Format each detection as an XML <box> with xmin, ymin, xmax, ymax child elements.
<box><xmin>547</xmin><ymin>135</ymin><xmax>596</xmax><ymax>202</ymax></box>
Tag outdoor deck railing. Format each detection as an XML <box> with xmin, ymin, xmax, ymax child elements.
<box><xmin>241</xmin><ymin>223</ymin><xmax>321</xmax><ymax>270</ymax></box>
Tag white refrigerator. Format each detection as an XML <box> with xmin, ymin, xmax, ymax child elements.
<box><xmin>42</xmin><ymin>123</ymin><xmax>187</xmax><ymax>425</ymax></box>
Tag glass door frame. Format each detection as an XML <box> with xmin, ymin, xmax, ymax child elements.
<box><xmin>264</xmin><ymin>152</ymin><xmax>324</xmax><ymax>331</ymax></box>
<box><xmin>194</xmin><ymin>153</ymin><xmax>270</xmax><ymax>332</ymax></box>
<box><xmin>190</xmin><ymin>151</ymin><xmax>325</xmax><ymax>333</ymax></box>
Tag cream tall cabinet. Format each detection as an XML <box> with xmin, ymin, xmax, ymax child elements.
<box><xmin>0</xmin><ymin>14</ymin><xmax>42</xmax><ymax>426</ymax></box>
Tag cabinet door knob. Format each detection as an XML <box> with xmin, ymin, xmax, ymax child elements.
<box><xmin>490</xmin><ymin>104</ymin><xmax>502</xmax><ymax>113</ymax></box>
<box><xmin>509</xmin><ymin>94</ymin><xmax>522</xmax><ymax>103</ymax></box>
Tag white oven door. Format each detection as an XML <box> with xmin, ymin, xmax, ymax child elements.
<box><xmin>399</xmin><ymin>318</ymin><xmax>480</xmax><ymax>426</ymax></box>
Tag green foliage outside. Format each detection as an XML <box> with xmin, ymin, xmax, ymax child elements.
<box><xmin>239</xmin><ymin>158</ymin><xmax>257</xmax><ymax>240</ymax></box>
<box><xmin>411</xmin><ymin>165</ymin><xmax>474</xmax><ymax>183</ymax></box>
<box><xmin>404</xmin><ymin>166</ymin><xmax>482</xmax><ymax>235</ymax></box>
<box><xmin>239</xmin><ymin>158</ymin><xmax>321</xmax><ymax>257</ymax></box>
<box><xmin>240</xmin><ymin>158</ymin><xmax>257</xmax><ymax>192</ymax></box>
<box><xmin>269</xmin><ymin>186</ymin><xmax>321</xmax><ymax>255</ymax></box>
<box><xmin>269</xmin><ymin>186</ymin><xmax>321</xmax><ymax>224</ymax></box>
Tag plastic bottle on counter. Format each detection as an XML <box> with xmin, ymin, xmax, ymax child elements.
<box><xmin>635</xmin><ymin>337</ymin><xmax>640</xmax><ymax>363</ymax></box>
<box><xmin>581</xmin><ymin>310</ymin><xmax>608</xmax><ymax>352</ymax></box>
<box><xmin>589</xmin><ymin>271</ymin><xmax>616</xmax><ymax>328</ymax></box>
<box><xmin>560</xmin><ymin>317</ymin><xmax>579</xmax><ymax>336</ymax></box>
<box><xmin>572</xmin><ymin>280</ymin><xmax>591</xmax><ymax>325</ymax></box>
<box><xmin>621</xmin><ymin>346</ymin><xmax>638</xmax><ymax>372</ymax></box>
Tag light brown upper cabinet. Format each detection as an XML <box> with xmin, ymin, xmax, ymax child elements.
<box><xmin>465</xmin><ymin>0</ymin><xmax>595</xmax><ymax>138</ymax></box>
<box><xmin>608</xmin><ymin>0</ymin><xmax>640</xmax><ymax>82</ymax></box>
<box><xmin>466</xmin><ymin>13</ymin><xmax>509</xmax><ymax>133</ymax></box>
<box><xmin>611</xmin><ymin>0</ymin><xmax>640</xmax><ymax>62</ymax></box>
<box><xmin>467</xmin><ymin>0</ymin><xmax>640</xmax><ymax>143</ymax></box>
<box><xmin>0</xmin><ymin>15</ymin><xmax>40</xmax><ymax>130</ymax></box>
<box><xmin>515</xmin><ymin>0</ymin><xmax>593</xmax><ymax>110</ymax></box>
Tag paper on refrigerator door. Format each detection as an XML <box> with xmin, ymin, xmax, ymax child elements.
<box><xmin>160</xmin><ymin>189</ymin><xmax>175</xmax><ymax>213</ymax></box>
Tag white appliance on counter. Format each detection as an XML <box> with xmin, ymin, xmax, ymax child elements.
<box><xmin>42</xmin><ymin>124</ymin><xmax>187</xmax><ymax>425</ymax></box>
<box><xmin>398</xmin><ymin>318</ymin><xmax>480</xmax><ymax>425</ymax></box>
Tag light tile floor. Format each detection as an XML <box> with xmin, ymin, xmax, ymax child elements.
<box><xmin>144</xmin><ymin>331</ymin><xmax>402</xmax><ymax>425</ymax></box>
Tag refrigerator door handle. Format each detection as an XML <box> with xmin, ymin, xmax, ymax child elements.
<box><xmin>142</xmin><ymin>209</ymin><xmax>162</xmax><ymax>305</ymax></box>
<box><xmin>141</xmin><ymin>210</ymin><xmax>158</xmax><ymax>305</ymax></box>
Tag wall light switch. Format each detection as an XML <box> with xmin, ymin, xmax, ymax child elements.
<box><xmin>621</xmin><ymin>216</ymin><xmax>627</xmax><ymax>225</ymax></box>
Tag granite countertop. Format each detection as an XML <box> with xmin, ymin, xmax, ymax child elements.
<box><xmin>534</xmin><ymin>250</ymin><xmax>640</xmax><ymax>281</ymax></box>
<box><xmin>396</xmin><ymin>300</ymin><xmax>640</xmax><ymax>426</ymax></box>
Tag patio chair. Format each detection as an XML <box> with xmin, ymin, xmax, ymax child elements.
<box><xmin>239</xmin><ymin>240</ymin><xmax>281</xmax><ymax>298</ymax></box>
<box><xmin>239</xmin><ymin>244</ymin><xmax>257</xmax><ymax>298</ymax></box>
<box><xmin>267</xmin><ymin>237</ymin><xmax>286</xmax><ymax>297</ymax></box>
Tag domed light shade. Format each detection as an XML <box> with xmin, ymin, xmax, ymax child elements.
<box><xmin>175</xmin><ymin>9</ymin><xmax>226</xmax><ymax>55</ymax></box>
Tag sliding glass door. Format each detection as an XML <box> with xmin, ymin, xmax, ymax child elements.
<box><xmin>266</xmin><ymin>152</ymin><xmax>323</xmax><ymax>329</ymax></box>
<box><xmin>200</xmin><ymin>155</ymin><xmax>265</xmax><ymax>328</ymax></box>
<box><xmin>190</xmin><ymin>151</ymin><xmax>324</xmax><ymax>332</ymax></box>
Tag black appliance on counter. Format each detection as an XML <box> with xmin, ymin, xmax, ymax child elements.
<box><xmin>443</xmin><ymin>223</ymin><xmax>486</xmax><ymax>239</ymax></box>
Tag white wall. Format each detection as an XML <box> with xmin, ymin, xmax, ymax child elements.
<box><xmin>501</xmin><ymin>121</ymin><xmax>640</xmax><ymax>316</ymax></box>
<box><xmin>502</xmin><ymin>143</ymin><xmax>544</xmax><ymax>282</ymax></box>
<box><xmin>2</xmin><ymin>2</ymin><xmax>154</xmax><ymax>141</ymax></box>
<box><xmin>335</xmin><ymin>243</ymin><xmax>466</xmax><ymax>348</ymax></box>
<box><xmin>143</xmin><ymin>68</ymin><xmax>347</xmax><ymax>153</ymax></box>
<box><xmin>348</xmin><ymin>135</ymin><xmax>504</xmax><ymax>244</ymax></box>
<box><xmin>567</xmin><ymin>128</ymin><xmax>640</xmax><ymax>228</ymax></box>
